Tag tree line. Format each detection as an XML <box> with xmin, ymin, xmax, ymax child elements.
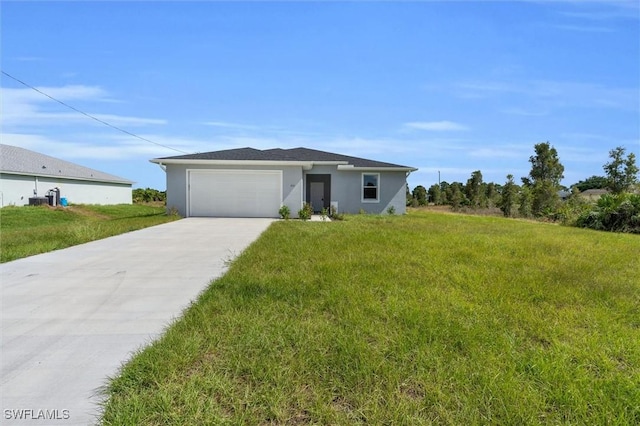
<box><xmin>408</xmin><ymin>143</ymin><xmax>639</xmax><ymax>233</ymax></box>
<box><xmin>132</xmin><ymin>188</ymin><xmax>166</xmax><ymax>203</ymax></box>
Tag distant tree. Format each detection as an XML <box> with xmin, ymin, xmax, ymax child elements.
<box><xmin>427</xmin><ymin>184</ymin><xmax>443</xmax><ymax>205</ymax></box>
<box><xmin>406</xmin><ymin>185</ymin><xmax>413</xmax><ymax>206</ymax></box>
<box><xmin>447</xmin><ymin>182</ymin><xmax>466</xmax><ymax>210</ymax></box>
<box><xmin>465</xmin><ymin>170</ymin><xmax>484</xmax><ymax>208</ymax></box>
<box><xmin>412</xmin><ymin>185</ymin><xmax>428</xmax><ymax>206</ymax></box>
<box><xmin>523</xmin><ymin>142</ymin><xmax>564</xmax><ymax>216</ymax></box>
<box><xmin>499</xmin><ymin>174</ymin><xmax>518</xmax><ymax>217</ymax></box>
<box><xmin>518</xmin><ymin>185</ymin><xmax>533</xmax><ymax>218</ymax></box>
<box><xmin>485</xmin><ymin>182</ymin><xmax>500</xmax><ymax>208</ymax></box>
<box><xmin>603</xmin><ymin>146</ymin><xmax>639</xmax><ymax>194</ymax></box>
<box><xmin>572</xmin><ymin>175</ymin><xmax>608</xmax><ymax>192</ymax></box>
<box><xmin>132</xmin><ymin>188</ymin><xmax>166</xmax><ymax>203</ymax></box>
<box><xmin>439</xmin><ymin>181</ymin><xmax>450</xmax><ymax>205</ymax></box>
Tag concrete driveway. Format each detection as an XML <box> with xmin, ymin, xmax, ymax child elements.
<box><xmin>1</xmin><ymin>218</ymin><xmax>274</xmax><ymax>425</ymax></box>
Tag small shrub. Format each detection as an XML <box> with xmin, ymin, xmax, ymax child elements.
<box><xmin>167</xmin><ymin>206</ymin><xmax>180</xmax><ymax>217</ymax></box>
<box><xmin>279</xmin><ymin>205</ymin><xmax>291</xmax><ymax>220</ymax></box>
<box><xmin>329</xmin><ymin>205</ymin><xmax>344</xmax><ymax>221</ymax></box>
<box><xmin>298</xmin><ymin>203</ymin><xmax>313</xmax><ymax>221</ymax></box>
<box><xmin>386</xmin><ymin>205</ymin><xmax>396</xmax><ymax>215</ymax></box>
<box><xmin>320</xmin><ymin>207</ymin><xmax>328</xmax><ymax>221</ymax></box>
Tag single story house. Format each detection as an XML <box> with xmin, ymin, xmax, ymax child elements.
<box><xmin>0</xmin><ymin>144</ymin><xmax>133</xmax><ymax>207</ymax></box>
<box><xmin>580</xmin><ymin>188</ymin><xmax>609</xmax><ymax>201</ymax></box>
<box><xmin>151</xmin><ymin>147</ymin><xmax>417</xmax><ymax>218</ymax></box>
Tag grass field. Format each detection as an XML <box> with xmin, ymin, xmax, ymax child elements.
<box><xmin>0</xmin><ymin>204</ymin><xmax>179</xmax><ymax>263</ymax></box>
<box><xmin>100</xmin><ymin>212</ymin><xmax>640</xmax><ymax>425</ymax></box>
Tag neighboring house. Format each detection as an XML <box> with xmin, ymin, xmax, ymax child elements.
<box><xmin>151</xmin><ymin>147</ymin><xmax>417</xmax><ymax>218</ymax></box>
<box><xmin>0</xmin><ymin>144</ymin><xmax>133</xmax><ymax>207</ymax></box>
<box><xmin>558</xmin><ymin>190</ymin><xmax>571</xmax><ymax>201</ymax></box>
<box><xmin>580</xmin><ymin>188</ymin><xmax>609</xmax><ymax>201</ymax></box>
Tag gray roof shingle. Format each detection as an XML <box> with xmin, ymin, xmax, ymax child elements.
<box><xmin>155</xmin><ymin>147</ymin><xmax>414</xmax><ymax>169</ymax></box>
<box><xmin>0</xmin><ymin>144</ymin><xmax>133</xmax><ymax>184</ymax></box>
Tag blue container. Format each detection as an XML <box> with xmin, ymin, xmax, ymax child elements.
<box><xmin>60</xmin><ymin>197</ymin><xmax>68</xmax><ymax>207</ymax></box>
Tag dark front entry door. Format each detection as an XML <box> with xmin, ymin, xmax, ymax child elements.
<box><xmin>310</xmin><ymin>182</ymin><xmax>324</xmax><ymax>212</ymax></box>
<box><xmin>306</xmin><ymin>174</ymin><xmax>331</xmax><ymax>213</ymax></box>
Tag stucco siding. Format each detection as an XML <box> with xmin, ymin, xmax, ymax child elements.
<box><xmin>0</xmin><ymin>173</ymin><xmax>132</xmax><ymax>207</ymax></box>
<box><xmin>0</xmin><ymin>174</ymin><xmax>36</xmax><ymax>207</ymax></box>
<box><xmin>162</xmin><ymin>163</ymin><xmax>409</xmax><ymax>217</ymax></box>
<box><xmin>336</xmin><ymin>171</ymin><xmax>408</xmax><ymax>214</ymax></box>
<box><xmin>165</xmin><ymin>165</ymin><xmax>187</xmax><ymax>215</ymax></box>
<box><xmin>304</xmin><ymin>166</ymin><xmax>408</xmax><ymax>214</ymax></box>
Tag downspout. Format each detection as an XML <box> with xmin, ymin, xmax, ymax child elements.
<box><xmin>157</xmin><ymin>163</ymin><xmax>167</xmax><ymax>172</ymax></box>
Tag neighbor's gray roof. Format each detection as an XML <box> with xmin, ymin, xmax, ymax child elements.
<box><xmin>155</xmin><ymin>147</ymin><xmax>415</xmax><ymax>169</ymax></box>
<box><xmin>0</xmin><ymin>144</ymin><xmax>133</xmax><ymax>184</ymax></box>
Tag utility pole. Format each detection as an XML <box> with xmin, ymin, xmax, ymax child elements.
<box><xmin>438</xmin><ymin>170</ymin><xmax>441</xmax><ymax>185</ymax></box>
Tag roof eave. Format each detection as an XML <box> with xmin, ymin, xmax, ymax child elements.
<box><xmin>337</xmin><ymin>165</ymin><xmax>418</xmax><ymax>172</ymax></box>
<box><xmin>150</xmin><ymin>159</ymin><xmax>344</xmax><ymax>169</ymax></box>
<box><xmin>150</xmin><ymin>158</ymin><xmax>416</xmax><ymax>171</ymax></box>
<box><xmin>0</xmin><ymin>170</ymin><xmax>134</xmax><ymax>185</ymax></box>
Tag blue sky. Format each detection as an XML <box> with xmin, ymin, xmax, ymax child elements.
<box><xmin>2</xmin><ymin>1</ymin><xmax>638</xmax><ymax>191</ymax></box>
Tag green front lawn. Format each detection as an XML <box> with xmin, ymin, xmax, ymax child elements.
<box><xmin>0</xmin><ymin>204</ymin><xmax>179</xmax><ymax>262</ymax></box>
<box><xmin>101</xmin><ymin>211</ymin><xmax>640</xmax><ymax>424</ymax></box>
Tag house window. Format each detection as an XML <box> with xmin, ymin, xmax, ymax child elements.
<box><xmin>362</xmin><ymin>173</ymin><xmax>379</xmax><ymax>202</ymax></box>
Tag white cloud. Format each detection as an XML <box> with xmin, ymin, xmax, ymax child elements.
<box><xmin>529</xmin><ymin>0</ymin><xmax>640</xmax><ymax>20</ymax></box>
<box><xmin>403</xmin><ymin>121</ymin><xmax>469</xmax><ymax>131</ymax></box>
<box><xmin>91</xmin><ymin>114</ymin><xmax>166</xmax><ymax>126</ymax></box>
<box><xmin>203</xmin><ymin>121</ymin><xmax>259</xmax><ymax>130</ymax></box>
<box><xmin>468</xmin><ymin>147</ymin><xmax>527</xmax><ymax>159</ymax></box>
<box><xmin>454</xmin><ymin>79</ymin><xmax>639</xmax><ymax>111</ymax></box>
<box><xmin>1</xmin><ymin>85</ymin><xmax>108</xmax><ymax>103</ymax></box>
<box><xmin>0</xmin><ymin>133</ymin><xmax>172</xmax><ymax>160</ymax></box>
<box><xmin>553</xmin><ymin>24</ymin><xmax>614</xmax><ymax>32</ymax></box>
<box><xmin>557</xmin><ymin>5</ymin><xmax>640</xmax><ymax>20</ymax></box>
<box><xmin>453</xmin><ymin>81</ymin><xmax>516</xmax><ymax>99</ymax></box>
<box><xmin>202</xmin><ymin>121</ymin><xmax>324</xmax><ymax>140</ymax></box>
<box><xmin>1</xmin><ymin>85</ymin><xmax>166</xmax><ymax>128</ymax></box>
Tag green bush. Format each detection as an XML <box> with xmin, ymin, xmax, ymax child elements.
<box><xmin>576</xmin><ymin>193</ymin><xmax>640</xmax><ymax>233</ymax></box>
<box><xmin>298</xmin><ymin>203</ymin><xmax>313</xmax><ymax>221</ymax></box>
<box><xmin>555</xmin><ymin>195</ymin><xmax>592</xmax><ymax>226</ymax></box>
<box><xmin>279</xmin><ymin>205</ymin><xmax>291</xmax><ymax>220</ymax></box>
<box><xmin>320</xmin><ymin>207</ymin><xmax>329</xmax><ymax>221</ymax></box>
<box><xmin>329</xmin><ymin>205</ymin><xmax>344</xmax><ymax>221</ymax></box>
<box><xmin>132</xmin><ymin>188</ymin><xmax>166</xmax><ymax>203</ymax></box>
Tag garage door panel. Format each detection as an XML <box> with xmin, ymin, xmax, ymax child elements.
<box><xmin>188</xmin><ymin>170</ymin><xmax>282</xmax><ymax>217</ymax></box>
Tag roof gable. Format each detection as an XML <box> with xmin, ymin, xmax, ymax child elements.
<box><xmin>0</xmin><ymin>144</ymin><xmax>133</xmax><ymax>184</ymax></box>
<box><xmin>154</xmin><ymin>147</ymin><xmax>415</xmax><ymax>169</ymax></box>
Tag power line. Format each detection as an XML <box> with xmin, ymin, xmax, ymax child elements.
<box><xmin>1</xmin><ymin>70</ymin><xmax>190</xmax><ymax>155</ymax></box>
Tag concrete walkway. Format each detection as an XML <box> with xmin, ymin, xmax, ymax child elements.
<box><xmin>1</xmin><ymin>218</ymin><xmax>274</xmax><ymax>425</ymax></box>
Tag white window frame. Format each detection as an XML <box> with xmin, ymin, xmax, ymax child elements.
<box><xmin>361</xmin><ymin>173</ymin><xmax>380</xmax><ymax>203</ymax></box>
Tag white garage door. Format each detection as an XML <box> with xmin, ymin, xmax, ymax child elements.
<box><xmin>188</xmin><ymin>170</ymin><xmax>282</xmax><ymax>217</ymax></box>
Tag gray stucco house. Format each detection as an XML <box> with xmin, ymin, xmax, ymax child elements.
<box><xmin>0</xmin><ymin>144</ymin><xmax>133</xmax><ymax>207</ymax></box>
<box><xmin>151</xmin><ymin>147</ymin><xmax>417</xmax><ymax>218</ymax></box>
